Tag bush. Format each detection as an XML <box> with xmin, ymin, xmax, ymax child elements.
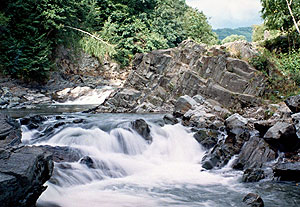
<box><xmin>249</xmin><ymin>53</ymin><xmax>269</xmax><ymax>73</ymax></box>
<box><xmin>277</xmin><ymin>49</ymin><xmax>300</xmax><ymax>85</ymax></box>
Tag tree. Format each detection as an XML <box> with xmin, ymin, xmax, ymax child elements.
<box><xmin>221</xmin><ymin>35</ymin><xmax>247</xmax><ymax>44</ymax></box>
<box><xmin>182</xmin><ymin>7</ymin><xmax>218</xmax><ymax>45</ymax></box>
<box><xmin>261</xmin><ymin>0</ymin><xmax>300</xmax><ymax>34</ymax></box>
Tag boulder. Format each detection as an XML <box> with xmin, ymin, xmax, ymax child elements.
<box><xmin>285</xmin><ymin>94</ymin><xmax>300</xmax><ymax>113</ymax></box>
<box><xmin>163</xmin><ymin>114</ymin><xmax>178</xmax><ymax>125</ymax></box>
<box><xmin>20</xmin><ymin>115</ymin><xmax>47</xmax><ymax>130</ymax></box>
<box><xmin>174</xmin><ymin>95</ymin><xmax>197</xmax><ymax>117</ymax></box>
<box><xmin>233</xmin><ymin>135</ymin><xmax>277</xmax><ymax>170</ymax></box>
<box><xmin>0</xmin><ymin>146</ymin><xmax>53</xmax><ymax>207</ymax></box>
<box><xmin>40</xmin><ymin>145</ymin><xmax>81</xmax><ymax>163</ymax></box>
<box><xmin>273</xmin><ymin>162</ymin><xmax>300</xmax><ymax>182</ymax></box>
<box><xmin>253</xmin><ymin>120</ymin><xmax>277</xmax><ymax>137</ymax></box>
<box><xmin>263</xmin><ymin>122</ymin><xmax>300</xmax><ymax>152</ymax></box>
<box><xmin>242</xmin><ymin>193</ymin><xmax>264</xmax><ymax>207</ymax></box>
<box><xmin>131</xmin><ymin>119</ymin><xmax>152</xmax><ymax>142</ymax></box>
<box><xmin>0</xmin><ymin>113</ymin><xmax>21</xmax><ymax>147</ymax></box>
<box><xmin>80</xmin><ymin>156</ymin><xmax>95</xmax><ymax>169</ymax></box>
<box><xmin>225</xmin><ymin>113</ymin><xmax>248</xmax><ymax>131</ymax></box>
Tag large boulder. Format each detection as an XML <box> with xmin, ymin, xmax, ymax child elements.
<box><xmin>223</xmin><ymin>41</ymin><xmax>258</xmax><ymax>60</ymax></box>
<box><xmin>131</xmin><ymin>119</ymin><xmax>152</xmax><ymax>142</ymax></box>
<box><xmin>273</xmin><ymin>162</ymin><xmax>300</xmax><ymax>182</ymax></box>
<box><xmin>233</xmin><ymin>135</ymin><xmax>277</xmax><ymax>170</ymax></box>
<box><xmin>263</xmin><ymin>122</ymin><xmax>300</xmax><ymax>152</ymax></box>
<box><xmin>0</xmin><ymin>146</ymin><xmax>53</xmax><ymax>207</ymax></box>
<box><xmin>242</xmin><ymin>193</ymin><xmax>264</xmax><ymax>207</ymax></box>
<box><xmin>285</xmin><ymin>94</ymin><xmax>300</xmax><ymax>113</ymax></box>
<box><xmin>225</xmin><ymin>113</ymin><xmax>248</xmax><ymax>131</ymax></box>
<box><xmin>193</xmin><ymin>129</ymin><xmax>219</xmax><ymax>149</ymax></box>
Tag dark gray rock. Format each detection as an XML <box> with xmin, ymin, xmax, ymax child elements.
<box><xmin>273</xmin><ymin>162</ymin><xmax>300</xmax><ymax>182</ymax></box>
<box><xmin>202</xmin><ymin>129</ymin><xmax>250</xmax><ymax>169</ymax></box>
<box><xmin>242</xmin><ymin>193</ymin><xmax>264</xmax><ymax>207</ymax></box>
<box><xmin>292</xmin><ymin>112</ymin><xmax>300</xmax><ymax>139</ymax></box>
<box><xmin>20</xmin><ymin>115</ymin><xmax>47</xmax><ymax>130</ymax></box>
<box><xmin>131</xmin><ymin>119</ymin><xmax>152</xmax><ymax>142</ymax></box>
<box><xmin>0</xmin><ymin>146</ymin><xmax>53</xmax><ymax>207</ymax></box>
<box><xmin>233</xmin><ymin>135</ymin><xmax>277</xmax><ymax>170</ymax></box>
<box><xmin>285</xmin><ymin>95</ymin><xmax>300</xmax><ymax>113</ymax></box>
<box><xmin>80</xmin><ymin>156</ymin><xmax>95</xmax><ymax>168</ymax></box>
<box><xmin>253</xmin><ymin>120</ymin><xmax>277</xmax><ymax>137</ymax></box>
<box><xmin>0</xmin><ymin>113</ymin><xmax>21</xmax><ymax>148</ymax></box>
<box><xmin>163</xmin><ymin>114</ymin><xmax>178</xmax><ymax>125</ymax></box>
<box><xmin>40</xmin><ymin>145</ymin><xmax>81</xmax><ymax>163</ymax></box>
<box><xmin>193</xmin><ymin>129</ymin><xmax>219</xmax><ymax>149</ymax></box>
<box><xmin>263</xmin><ymin>122</ymin><xmax>300</xmax><ymax>152</ymax></box>
<box><xmin>242</xmin><ymin>168</ymin><xmax>265</xmax><ymax>182</ymax></box>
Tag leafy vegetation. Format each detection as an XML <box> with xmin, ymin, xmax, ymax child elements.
<box><xmin>213</xmin><ymin>27</ymin><xmax>252</xmax><ymax>42</ymax></box>
<box><xmin>0</xmin><ymin>0</ymin><xmax>217</xmax><ymax>81</ymax></box>
<box><xmin>221</xmin><ymin>35</ymin><xmax>247</xmax><ymax>44</ymax></box>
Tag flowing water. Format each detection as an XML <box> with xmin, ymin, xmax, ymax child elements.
<box><xmin>19</xmin><ymin>113</ymin><xmax>300</xmax><ymax>207</ymax></box>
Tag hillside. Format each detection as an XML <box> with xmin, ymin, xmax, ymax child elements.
<box><xmin>213</xmin><ymin>27</ymin><xmax>253</xmax><ymax>42</ymax></box>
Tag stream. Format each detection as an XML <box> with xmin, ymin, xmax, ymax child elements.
<box><xmin>14</xmin><ymin>111</ymin><xmax>300</xmax><ymax>207</ymax></box>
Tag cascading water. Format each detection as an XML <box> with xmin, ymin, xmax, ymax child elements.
<box><xmin>21</xmin><ymin>114</ymin><xmax>300</xmax><ymax>207</ymax></box>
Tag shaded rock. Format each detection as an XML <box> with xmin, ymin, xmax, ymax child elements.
<box><xmin>285</xmin><ymin>94</ymin><xmax>300</xmax><ymax>113</ymax></box>
<box><xmin>20</xmin><ymin>115</ymin><xmax>47</xmax><ymax>130</ymax></box>
<box><xmin>0</xmin><ymin>113</ymin><xmax>21</xmax><ymax>148</ymax></box>
<box><xmin>193</xmin><ymin>94</ymin><xmax>205</xmax><ymax>104</ymax></box>
<box><xmin>131</xmin><ymin>119</ymin><xmax>152</xmax><ymax>142</ymax></box>
<box><xmin>40</xmin><ymin>145</ymin><xmax>81</xmax><ymax>163</ymax></box>
<box><xmin>263</xmin><ymin>122</ymin><xmax>300</xmax><ymax>152</ymax></box>
<box><xmin>273</xmin><ymin>162</ymin><xmax>300</xmax><ymax>182</ymax></box>
<box><xmin>225</xmin><ymin>113</ymin><xmax>248</xmax><ymax>131</ymax></box>
<box><xmin>0</xmin><ymin>146</ymin><xmax>53</xmax><ymax>207</ymax></box>
<box><xmin>202</xmin><ymin>129</ymin><xmax>250</xmax><ymax>169</ymax></box>
<box><xmin>253</xmin><ymin>120</ymin><xmax>277</xmax><ymax>137</ymax></box>
<box><xmin>163</xmin><ymin>114</ymin><xmax>178</xmax><ymax>125</ymax></box>
<box><xmin>193</xmin><ymin>129</ymin><xmax>219</xmax><ymax>149</ymax></box>
<box><xmin>292</xmin><ymin>112</ymin><xmax>300</xmax><ymax>139</ymax></box>
<box><xmin>174</xmin><ymin>95</ymin><xmax>197</xmax><ymax>117</ymax></box>
<box><xmin>233</xmin><ymin>135</ymin><xmax>277</xmax><ymax>170</ymax></box>
<box><xmin>80</xmin><ymin>156</ymin><xmax>95</xmax><ymax>168</ymax></box>
<box><xmin>242</xmin><ymin>193</ymin><xmax>264</xmax><ymax>207</ymax></box>
<box><xmin>242</xmin><ymin>168</ymin><xmax>265</xmax><ymax>182</ymax></box>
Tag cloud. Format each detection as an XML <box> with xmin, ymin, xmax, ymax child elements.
<box><xmin>186</xmin><ymin>0</ymin><xmax>263</xmax><ymax>29</ymax></box>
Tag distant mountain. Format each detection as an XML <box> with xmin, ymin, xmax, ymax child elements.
<box><xmin>213</xmin><ymin>27</ymin><xmax>253</xmax><ymax>42</ymax></box>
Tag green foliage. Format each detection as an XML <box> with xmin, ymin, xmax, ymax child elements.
<box><xmin>221</xmin><ymin>35</ymin><xmax>247</xmax><ymax>44</ymax></box>
<box><xmin>249</xmin><ymin>53</ymin><xmax>269</xmax><ymax>72</ymax></box>
<box><xmin>214</xmin><ymin>27</ymin><xmax>252</xmax><ymax>42</ymax></box>
<box><xmin>276</xmin><ymin>49</ymin><xmax>300</xmax><ymax>85</ymax></box>
<box><xmin>1</xmin><ymin>0</ymin><xmax>218</xmax><ymax>80</ymax></box>
<box><xmin>182</xmin><ymin>7</ymin><xmax>218</xmax><ymax>45</ymax></box>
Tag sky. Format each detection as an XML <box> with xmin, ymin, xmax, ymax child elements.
<box><xmin>186</xmin><ymin>0</ymin><xmax>263</xmax><ymax>29</ymax></box>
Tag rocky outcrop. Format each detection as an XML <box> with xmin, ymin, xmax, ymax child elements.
<box><xmin>0</xmin><ymin>114</ymin><xmax>54</xmax><ymax>206</ymax></box>
<box><xmin>223</xmin><ymin>40</ymin><xmax>258</xmax><ymax>60</ymax></box>
<box><xmin>273</xmin><ymin>162</ymin><xmax>300</xmax><ymax>182</ymax></box>
<box><xmin>90</xmin><ymin>40</ymin><xmax>266</xmax><ymax>113</ymax></box>
<box><xmin>0</xmin><ymin>146</ymin><xmax>53</xmax><ymax>207</ymax></box>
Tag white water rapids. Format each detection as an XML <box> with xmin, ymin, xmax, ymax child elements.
<box><xmin>21</xmin><ymin>114</ymin><xmax>300</xmax><ymax>207</ymax></box>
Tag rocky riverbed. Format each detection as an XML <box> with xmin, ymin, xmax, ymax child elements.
<box><xmin>1</xmin><ymin>40</ymin><xmax>300</xmax><ymax>206</ymax></box>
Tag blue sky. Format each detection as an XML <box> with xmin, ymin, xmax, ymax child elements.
<box><xmin>186</xmin><ymin>0</ymin><xmax>263</xmax><ymax>29</ymax></box>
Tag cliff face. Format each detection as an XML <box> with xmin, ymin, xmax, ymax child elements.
<box><xmin>96</xmin><ymin>40</ymin><xmax>266</xmax><ymax>113</ymax></box>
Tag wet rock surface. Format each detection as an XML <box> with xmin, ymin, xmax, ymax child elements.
<box><xmin>285</xmin><ymin>94</ymin><xmax>300</xmax><ymax>113</ymax></box>
<box><xmin>242</xmin><ymin>193</ymin><xmax>264</xmax><ymax>207</ymax></box>
<box><xmin>131</xmin><ymin>119</ymin><xmax>152</xmax><ymax>142</ymax></box>
<box><xmin>0</xmin><ymin>114</ymin><xmax>54</xmax><ymax>207</ymax></box>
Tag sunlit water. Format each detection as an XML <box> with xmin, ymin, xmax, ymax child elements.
<box><xmin>20</xmin><ymin>113</ymin><xmax>300</xmax><ymax>207</ymax></box>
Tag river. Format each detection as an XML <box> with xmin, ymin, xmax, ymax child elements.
<box><xmin>12</xmin><ymin>110</ymin><xmax>299</xmax><ymax>207</ymax></box>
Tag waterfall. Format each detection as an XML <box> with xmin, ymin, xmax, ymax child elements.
<box><xmin>22</xmin><ymin>114</ymin><xmax>246</xmax><ymax>207</ymax></box>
